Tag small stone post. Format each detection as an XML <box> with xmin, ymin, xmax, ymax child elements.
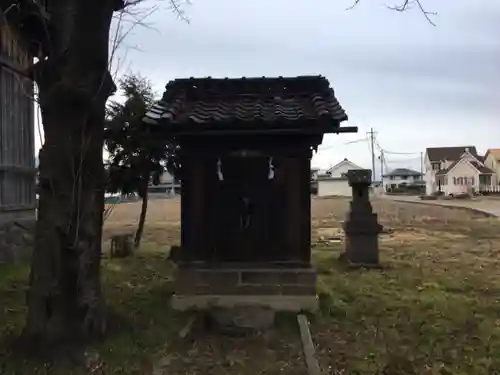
<box><xmin>343</xmin><ymin>169</ymin><xmax>382</xmax><ymax>265</ymax></box>
<box><xmin>110</xmin><ymin>234</ymin><xmax>133</xmax><ymax>258</ymax></box>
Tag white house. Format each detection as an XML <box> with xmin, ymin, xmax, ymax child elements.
<box><xmin>310</xmin><ymin>168</ymin><xmax>320</xmax><ymax>181</ymax></box>
<box><xmin>382</xmin><ymin>168</ymin><xmax>423</xmax><ymax>191</ymax></box>
<box><xmin>159</xmin><ymin>170</ymin><xmax>176</xmax><ymax>185</ymax></box>
<box><xmin>148</xmin><ymin>170</ymin><xmax>180</xmax><ymax>197</ymax></box>
<box><xmin>316</xmin><ymin>158</ymin><xmax>363</xmax><ymax>197</ymax></box>
<box><xmin>425</xmin><ymin>146</ymin><xmax>476</xmax><ymax>195</ymax></box>
<box><xmin>424</xmin><ymin>146</ymin><xmax>495</xmax><ymax>195</ymax></box>
<box><xmin>484</xmin><ymin>149</ymin><xmax>500</xmax><ymax>185</ymax></box>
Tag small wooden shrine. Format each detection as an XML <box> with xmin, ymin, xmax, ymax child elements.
<box><xmin>144</xmin><ymin>76</ymin><xmax>356</xmax><ymax>311</ymax></box>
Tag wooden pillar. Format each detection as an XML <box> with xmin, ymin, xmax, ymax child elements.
<box><xmin>201</xmin><ymin>156</ymin><xmax>218</xmax><ymax>261</ymax></box>
<box><xmin>281</xmin><ymin>156</ymin><xmax>303</xmax><ymax>262</ymax></box>
<box><xmin>180</xmin><ymin>155</ymin><xmax>206</xmax><ymax>262</ymax></box>
<box><xmin>299</xmin><ymin>155</ymin><xmax>312</xmax><ymax>263</ymax></box>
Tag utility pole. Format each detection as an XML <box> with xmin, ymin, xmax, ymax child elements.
<box><xmin>367</xmin><ymin>128</ymin><xmax>376</xmax><ymax>180</ymax></box>
<box><xmin>380</xmin><ymin>150</ymin><xmax>384</xmax><ymax>181</ymax></box>
<box><xmin>420</xmin><ymin>151</ymin><xmax>424</xmax><ymax>175</ymax></box>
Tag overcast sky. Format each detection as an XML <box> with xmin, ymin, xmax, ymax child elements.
<box><xmin>37</xmin><ymin>0</ymin><xmax>500</xmax><ymax>176</ymax></box>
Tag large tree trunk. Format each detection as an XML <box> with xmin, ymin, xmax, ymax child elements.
<box><xmin>21</xmin><ymin>0</ymin><xmax>117</xmax><ymax>354</ymax></box>
<box><xmin>134</xmin><ymin>181</ymin><xmax>149</xmax><ymax>249</ymax></box>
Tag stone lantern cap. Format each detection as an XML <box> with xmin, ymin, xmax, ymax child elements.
<box><xmin>347</xmin><ymin>169</ymin><xmax>372</xmax><ymax>186</ymax></box>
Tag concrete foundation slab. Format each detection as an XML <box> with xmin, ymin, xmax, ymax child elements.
<box><xmin>172</xmin><ymin>265</ymin><xmax>318</xmax><ymax>312</ymax></box>
<box><xmin>171</xmin><ymin>294</ymin><xmax>318</xmax><ymax>312</ymax></box>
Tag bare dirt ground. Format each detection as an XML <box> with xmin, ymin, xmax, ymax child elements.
<box><xmin>104</xmin><ymin>195</ymin><xmax>495</xmax><ymax>248</ymax></box>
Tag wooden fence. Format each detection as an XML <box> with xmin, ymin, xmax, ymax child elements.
<box><xmin>479</xmin><ymin>185</ymin><xmax>500</xmax><ymax>195</ymax></box>
<box><xmin>0</xmin><ymin>24</ymin><xmax>36</xmax><ymax>216</ymax></box>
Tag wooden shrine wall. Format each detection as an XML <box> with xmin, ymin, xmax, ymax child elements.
<box><xmin>179</xmin><ymin>141</ymin><xmax>312</xmax><ymax>265</ymax></box>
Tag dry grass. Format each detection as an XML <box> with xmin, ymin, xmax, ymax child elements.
<box><xmin>311</xmin><ymin>197</ymin><xmax>500</xmax><ymax>375</ymax></box>
<box><xmin>1</xmin><ymin>196</ymin><xmax>500</xmax><ymax>374</ymax></box>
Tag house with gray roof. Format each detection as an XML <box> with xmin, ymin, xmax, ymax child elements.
<box><xmin>382</xmin><ymin>168</ymin><xmax>423</xmax><ymax>192</ymax></box>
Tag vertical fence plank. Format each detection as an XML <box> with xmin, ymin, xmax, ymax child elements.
<box><xmin>0</xmin><ymin>24</ymin><xmax>35</xmax><ymax>212</ymax></box>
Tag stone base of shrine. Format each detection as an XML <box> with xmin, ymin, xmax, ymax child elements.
<box><xmin>171</xmin><ymin>265</ymin><xmax>318</xmax><ymax>312</ymax></box>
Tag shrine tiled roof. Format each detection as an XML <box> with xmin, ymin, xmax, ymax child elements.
<box><xmin>143</xmin><ymin>76</ymin><xmax>348</xmax><ymax>129</ymax></box>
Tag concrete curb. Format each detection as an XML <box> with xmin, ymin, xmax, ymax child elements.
<box><xmin>297</xmin><ymin>314</ymin><xmax>321</xmax><ymax>375</ymax></box>
<box><xmin>389</xmin><ymin>199</ymin><xmax>499</xmax><ymax>218</ymax></box>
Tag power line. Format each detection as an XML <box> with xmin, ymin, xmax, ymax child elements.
<box><xmin>385</xmin><ymin>161</ymin><xmax>421</xmax><ymax>168</ymax></box>
<box><xmin>384</xmin><ymin>150</ymin><xmax>421</xmax><ymax>155</ymax></box>
<box><xmin>315</xmin><ymin>128</ymin><xmax>421</xmax><ymax>177</ymax></box>
<box><xmin>374</xmin><ymin>140</ymin><xmax>420</xmax><ymax>155</ymax></box>
<box><xmin>345</xmin><ymin>137</ymin><xmax>368</xmax><ymax>145</ymax></box>
<box><xmin>317</xmin><ymin>137</ymin><xmax>368</xmax><ymax>150</ymax></box>
<box><xmin>385</xmin><ymin>156</ymin><xmax>421</xmax><ymax>163</ymax></box>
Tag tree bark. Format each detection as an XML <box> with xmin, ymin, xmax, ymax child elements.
<box><xmin>134</xmin><ymin>180</ymin><xmax>149</xmax><ymax>249</ymax></box>
<box><xmin>21</xmin><ymin>0</ymin><xmax>117</xmax><ymax>354</ymax></box>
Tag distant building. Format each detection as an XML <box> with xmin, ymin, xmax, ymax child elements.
<box><xmin>316</xmin><ymin>158</ymin><xmax>363</xmax><ymax>197</ymax></box>
<box><xmin>424</xmin><ymin>146</ymin><xmax>494</xmax><ymax>195</ymax></box>
<box><xmin>310</xmin><ymin>167</ymin><xmax>319</xmax><ymax>180</ymax></box>
<box><xmin>484</xmin><ymin>148</ymin><xmax>500</xmax><ymax>185</ymax></box>
<box><xmin>148</xmin><ymin>170</ymin><xmax>180</xmax><ymax>197</ymax></box>
<box><xmin>382</xmin><ymin>168</ymin><xmax>423</xmax><ymax>192</ymax></box>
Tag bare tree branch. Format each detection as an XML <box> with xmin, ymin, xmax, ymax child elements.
<box><xmin>387</xmin><ymin>0</ymin><xmax>436</xmax><ymax>26</ymax></box>
<box><xmin>345</xmin><ymin>0</ymin><xmax>361</xmax><ymax>11</ymax></box>
<box><xmin>109</xmin><ymin>5</ymin><xmax>158</xmax><ymax>80</ymax></box>
<box><xmin>118</xmin><ymin>0</ymin><xmax>191</xmax><ymax>22</ymax></box>
<box><xmin>167</xmin><ymin>0</ymin><xmax>191</xmax><ymax>23</ymax></box>
<box><xmin>109</xmin><ymin>0</ymin><xmax>190</xmax><ymax>80</ymax></box>
<box><xmin>346</xmin><ymin>0</ymin><xmax>436</xmax><ymax>26</ymax></box>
